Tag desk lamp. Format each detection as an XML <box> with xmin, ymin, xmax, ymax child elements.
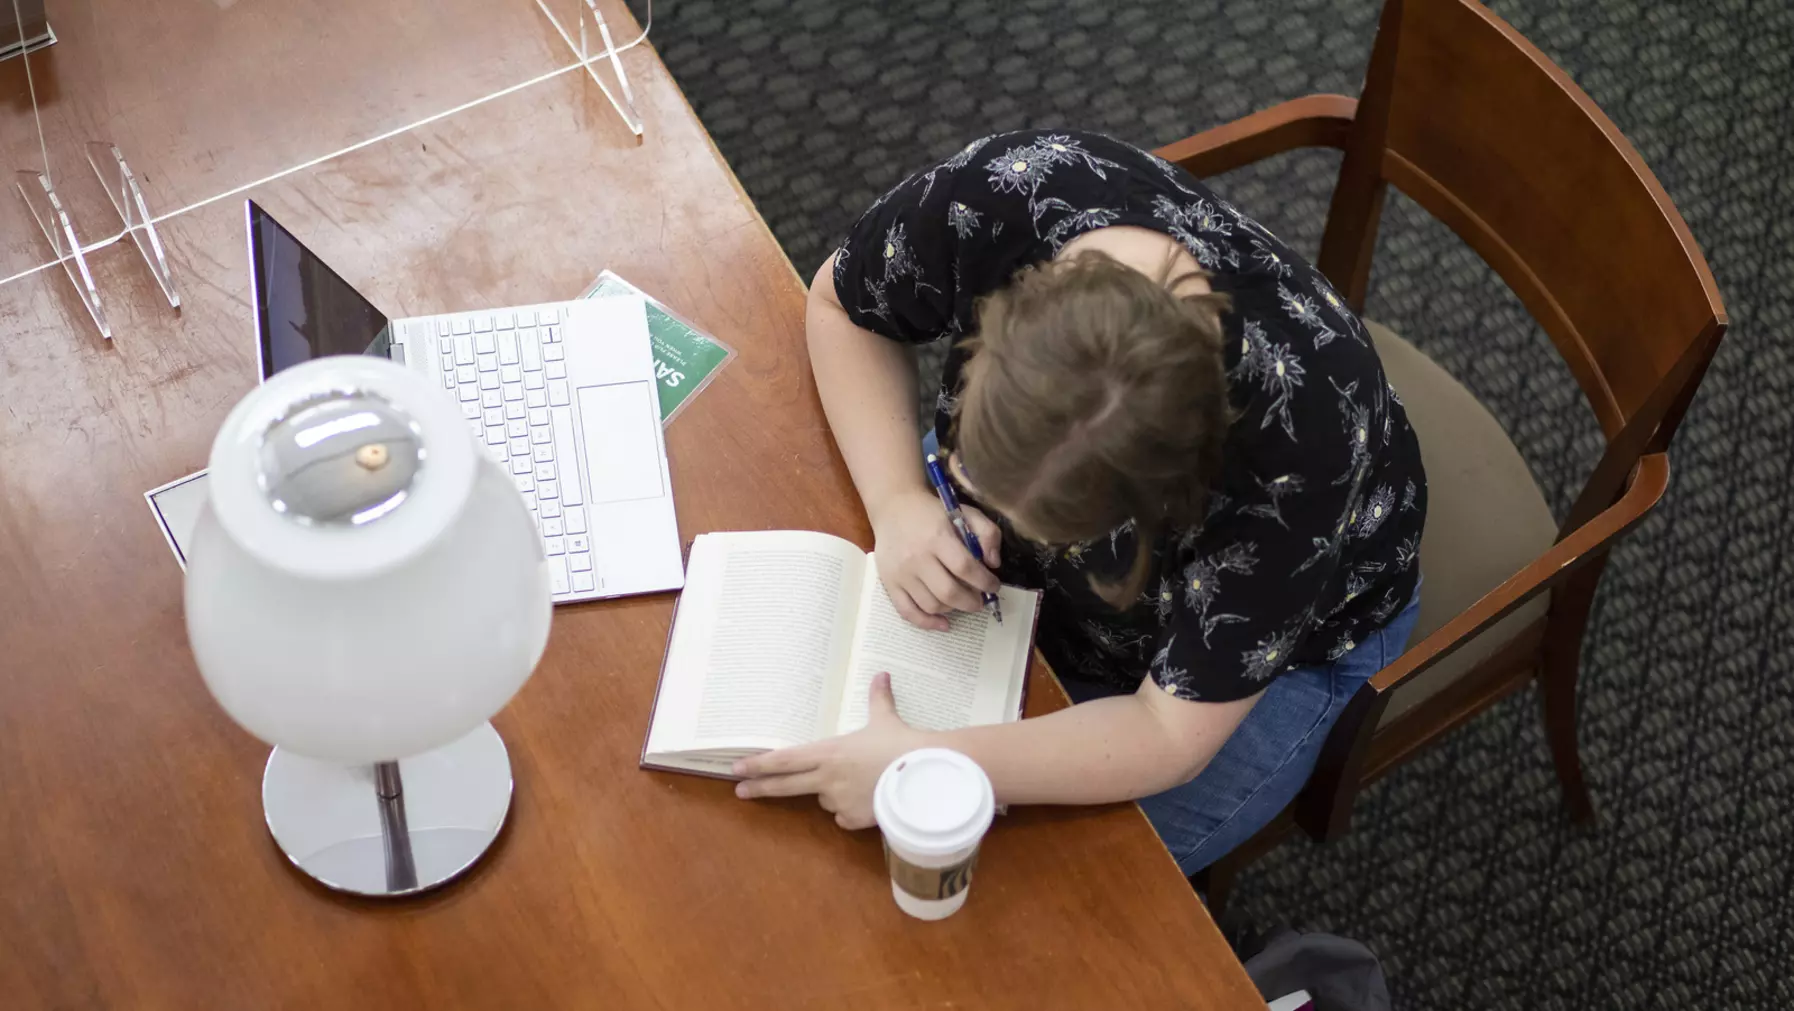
<box><xmin>185</xmin><ymin>356</ymin><xmax>551</xmax><ymax>896</ymax></box>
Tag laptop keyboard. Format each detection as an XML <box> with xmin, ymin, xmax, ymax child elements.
<box><xmin>437</xmin><ymin>306</ymin><xmax>594</xmax><ymax>600</ymax></box>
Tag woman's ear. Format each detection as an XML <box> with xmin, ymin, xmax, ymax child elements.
<box><xmin>946</xmin><ymin>451</ymin><xmax>978</xmax><ymax>497</ymax></box>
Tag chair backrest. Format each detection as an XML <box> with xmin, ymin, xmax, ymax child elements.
<box><xmin>1318</xmin><ymin>0</ymin><xmax>1726</xmax><ymax>525</ymax></box>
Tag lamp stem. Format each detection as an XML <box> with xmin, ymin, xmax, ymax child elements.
<box><xmin>374</xmin><ymin>760</ymin><xmax>418</xmax><ymax>891</ymax></box>
<box><xmin>375</xmin><ymin>760</ymin><xmax>404</xmax><ymax>799</ymax></box>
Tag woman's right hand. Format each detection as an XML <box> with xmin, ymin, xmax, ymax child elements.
<box><xmin>871</xmin><ymin>488</ymin><xmax>1003</xmax><ymax>631</ymax></box>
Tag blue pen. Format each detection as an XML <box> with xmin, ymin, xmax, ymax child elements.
<box><xmin>924</xmin><ymin>453</ymin><xmax>1002</xmax><ymax>624</ymax></box>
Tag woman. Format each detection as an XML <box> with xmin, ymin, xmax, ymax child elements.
<box><xmin>734</xmin><ymin>129</ymin><xmax>1426</xmax><ymax>875</ymax></box>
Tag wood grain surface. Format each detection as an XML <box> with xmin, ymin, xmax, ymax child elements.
<box><xmin>0</xmin><ymin>4</ymin><xmax>1258</xmax><ymax>1008</ymax></box>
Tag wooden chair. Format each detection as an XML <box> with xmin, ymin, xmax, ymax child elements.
<box><xmin>1154</xmin><ymin>0</ymin><xmax>1728</xmax><ymax>910</ymax></box>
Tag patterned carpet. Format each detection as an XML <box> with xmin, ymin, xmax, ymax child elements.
<box><xmin>647</xmin><ymin>1</ymin><xmax>1794</xmax><ymax>1007</ymax></box>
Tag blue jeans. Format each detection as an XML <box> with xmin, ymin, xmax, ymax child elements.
<box><xmin>1060</xmin><ymin>587</ymin><xmax>1422</xmax><ymax>875</ymax></box>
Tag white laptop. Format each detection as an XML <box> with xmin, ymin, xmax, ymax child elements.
<box><xmin>145</xmin><ymin>200</ymin><xmax>684</xmax><ymax>604</ymax></box>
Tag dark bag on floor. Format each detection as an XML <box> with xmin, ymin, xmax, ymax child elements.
<box><xmin>1242</xmin><ymin>926</ymin><xmax>1390</xmax><ymax>1011</ymax></box>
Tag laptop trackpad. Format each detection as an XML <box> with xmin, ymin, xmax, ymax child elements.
<box><xmin>577</xmin><ymin>381</ymin><xmax>665</xmax><ymax>503</ymax></box>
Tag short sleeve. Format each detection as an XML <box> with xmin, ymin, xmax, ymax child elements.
<box><xmin>830</xmin><ymin>162</ymin><xmax>966</xmax><ymax>344</ymax></box>
<box><xmin>1147</xmin><ymin>415</ymin><xmax>1362</xmax><ymax>703</ymax></box>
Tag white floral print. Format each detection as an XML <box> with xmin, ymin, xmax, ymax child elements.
<box><xmin>1150</xmin><ymin>635</ymin><xmax>1192</xmax><ymax>692</ymax></box>
<box><xmin>1221</xmin><ymin>198</ymin><xmax>1283</xmax><ymax>246</ymax></box>
<box><xmin>1039</xmin><ymin>200</ymin><xmax>1122</xmax><ymax>251</ymax></box>
<box><xmin>947</xmin><ymin>201</ymin><xmax>983</xmax><ymax>240</ymax></box>
<box><xmin>1082</xmin><ymin>619</ymin><xmax>1150</xmax><ymax>658</ymax></box>
<box><xmin>1331</xmin><ymin>377</ymin><xmax>1374</xmax><ymax>487</ymax></box>
<box><xmin>1352</xmin><ymin>484</ymin><xmax>1397</xmax><ymax>539</ymax></box>
<box><xmin>857</xmin><ymin>220</ymin><xmax>936</xmax><ymax>324</ymax></box>
<box><xmin>1395</xmin><ymin>534</ymin><xmax>1419</xmax><ymax>570</ymax></box>
<box><xmin>1142</xmin><ymin>574</ymin><xmax>1178</xmax><ymax>622</ymax></box>
<box><xmin>1191</xmin><ymin>198</ymin><xmax>1231</xmax><ymax>235</ymax></box>
<box><xmin>1240</xmin><ymin>616</ymin><xmax>1308</xmax><ymax>683</ymax></box>
<box><xmin>1033</xmin><ymin>134</ymin><xmax>1124</xmax><ymax>177</ymax></box>
<box><xmin>942</xmin><ymin>136</ymin><xmax>991</xmax><ymax>171</ymax></box>
<box><xmin>1230</xmin><ymin>319</ymin><xmax>1306</xmax><ymax>441</ymax></box>
<box><xmin>1061</xmin><ymin>539</ymin><xmax>1095</xmax><ymax>569</ymax></box>
<box><xmin>986</xmin><ymin>135</ymin><xmax>1123</xmax><ymax>239</ymax></box>
<box><xmin>881</xmin><ymin>221</ymin><xmax>920</xmax><ymax>279</ymax></box>
<box><xmin>1107</xmin><ymin>517</ymin><xmax>1138</xmax><ymax>557</ymax></box>
<box><xmin>1184</xmin><ymin>542</ymin><xmax>1257</xmax><ymax>646</ymax></box>
<box><xmin>1150</xmin><ymin>195</ymin><xmax>1242</xmax><ymax>270</ymax></box>
<box><xmin>1147</xmin><ymin>151</ymin><xmax>1205</xmax><ymax>197</ymax></box>
<box><xmin>1280</xmin><ymin>281</ymin><xmax>1342</xmax><ymax>348</ymax></box>
<box><xmin>1242</xmin><ymin>472</ymin><xmax>1306</xmax><ymax>529</ymax></box>
<box><xmin>1252</xmin><ymin>238</ymin><xmax>1293</xmax><ymax>278</ymax></box>
<box><xmin>1371</xmin><ymin>586</ymin><xmax>1405</xmax><ymax>624</ymax></box>
<box><xmin>1310</xmin><ymin>271</ymin><xmax>1365</xmax><ymax>342</ymax></box>
<box><xmin>1295</xmin><ymin>530</ymin><xmax>1340</xmax><ymax>576</ymax></box>
<box><xmin>986</xmin><ymin>144</ymin><xmax>1053</xmax><ymax>196</ymax></box>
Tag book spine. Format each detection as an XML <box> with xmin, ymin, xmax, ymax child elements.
<box><xmin>1019</xmin><ymin>587</ymin><xmax>1046</xmax><ymax>719</ymax></box>
<box><xmin>639</xmin><ymin>537</ymin><xmax>697</xmax><ymax>769</ymax></box>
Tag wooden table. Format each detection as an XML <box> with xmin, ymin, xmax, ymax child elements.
<box><xmin>0</xmin><ymin>4</ymin><xmax>1261</xmax><ymax>1008</ymax></box>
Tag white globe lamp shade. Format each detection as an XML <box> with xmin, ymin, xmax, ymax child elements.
<box><xmin>184</xmin><ymin>354</ymin><xmax>551</xmax><ymax>895</ymax></box>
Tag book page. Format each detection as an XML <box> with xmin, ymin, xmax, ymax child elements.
<box><xmin>645</xmin><ymin>532</ymin><xmax>866</xmax><ymax>757</ymax></box>
<box><xmin>833</xmin><ymin>566</ymin><xmax>1039</xmax><ymax>735</ymax></box>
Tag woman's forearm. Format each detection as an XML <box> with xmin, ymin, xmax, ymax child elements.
<box><xmin>931</xmin><ymin>688</ymin><xmax>1254</xmax><ymax>806</ymax></box>
<box><xmin>806</xmin><ymin>258</ymin><xmax>931</xmax><ymax>521</ymax></box>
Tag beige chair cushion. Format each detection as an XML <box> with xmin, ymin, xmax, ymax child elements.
<box><xmin>1365</xmin><ymin>320</ymin><xmax>1557</xmax><ymax>727</ymax></box>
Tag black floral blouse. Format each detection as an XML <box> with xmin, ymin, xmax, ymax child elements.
<box><xmin>832</xmin><ymin>129</ymin><xmax>1427</xmax><ymax>703</ymax></box>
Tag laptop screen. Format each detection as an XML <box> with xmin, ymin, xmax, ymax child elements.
<box><xmin>246</xmin><ymin>199</ymin><xmax>392</xmax><ymax>380</ymax></box>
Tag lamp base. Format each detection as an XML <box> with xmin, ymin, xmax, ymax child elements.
<box><xmin>261</xmin><ymin>722</ymin><xmax>512</xmax><ymax>897</ymax></box>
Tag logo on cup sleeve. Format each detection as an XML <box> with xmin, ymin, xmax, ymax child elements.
<box><xmin>885</xmin><ymin>841</ymin><xmax>980</xmax><ymax>901</ymax></box>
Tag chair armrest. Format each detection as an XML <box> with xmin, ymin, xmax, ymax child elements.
<box><xmin>1369</xmin><ymin>452</ymin><xmax>1669</xmax><ymax>695</ymax></box>
<box><xmin>1153</xmin><ymin>94</ymin><xmax>1359</xmax><ymax>178</ymax></box>
<box><xmin>1293</xmin><ymin>452</ymin><xmax>1669</xmax><ymax>842</ymax></box>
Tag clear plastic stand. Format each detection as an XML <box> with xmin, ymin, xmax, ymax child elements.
<box><xmin>15</xmin><ymin>169</ymin><xmax>111</xmax><ymax>339</ymax></box>
<box><xmin>536</xmin><ymin>0</ymin><xmax>644</xmax><ymax>140</ymax></box>
<box><xmin>87</xmin><ymin>141</ymin><xmax>180</xmax><ymax>309</ymax></box>
<box><xmin>1</xmin><ymin>0</ymin><xmax>656</xmax><ymax>310</ymax></box>
<box><xmin>7</xmin><ymin>0</ymin><xmax>113</xmax><ymax>338</ymax></box>
<box><xmin>0</xmin><ymin>0</ymin><xmax>49</xmax><ymax>62</ymax></box>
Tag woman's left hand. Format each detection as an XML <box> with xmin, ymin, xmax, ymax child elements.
<box><xmin>733</xmin><ymin>671</ymin><xmax>927</xmax><ymax>829</ymax></box>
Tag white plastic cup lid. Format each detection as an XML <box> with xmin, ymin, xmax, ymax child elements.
<box><xmin>873</xmin><ymin>748</ymin><xmax>995</xmax><ymax>858</ymax></box>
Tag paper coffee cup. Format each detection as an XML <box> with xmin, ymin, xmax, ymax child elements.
<box><xmin>873</xmin><ymin>748</ymin><xmax>995</xmax><ymax>920</ymax></box>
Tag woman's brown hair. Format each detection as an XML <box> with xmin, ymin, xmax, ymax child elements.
<box><xmin>954</xmin><ymin>247</ymin><xmax>1233</xmax><ymax>608</ymax></box>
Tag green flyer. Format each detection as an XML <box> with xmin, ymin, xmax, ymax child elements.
<box><xmin>583</xmin><ymin>270</ymin><xmax>736</xmax><ymax>425</ymax></box>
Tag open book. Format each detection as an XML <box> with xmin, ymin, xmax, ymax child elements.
<box><xmin>642</xmin><ymin>530</ymin><xmax>1042</xmax><ymax>776</ymax></box>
